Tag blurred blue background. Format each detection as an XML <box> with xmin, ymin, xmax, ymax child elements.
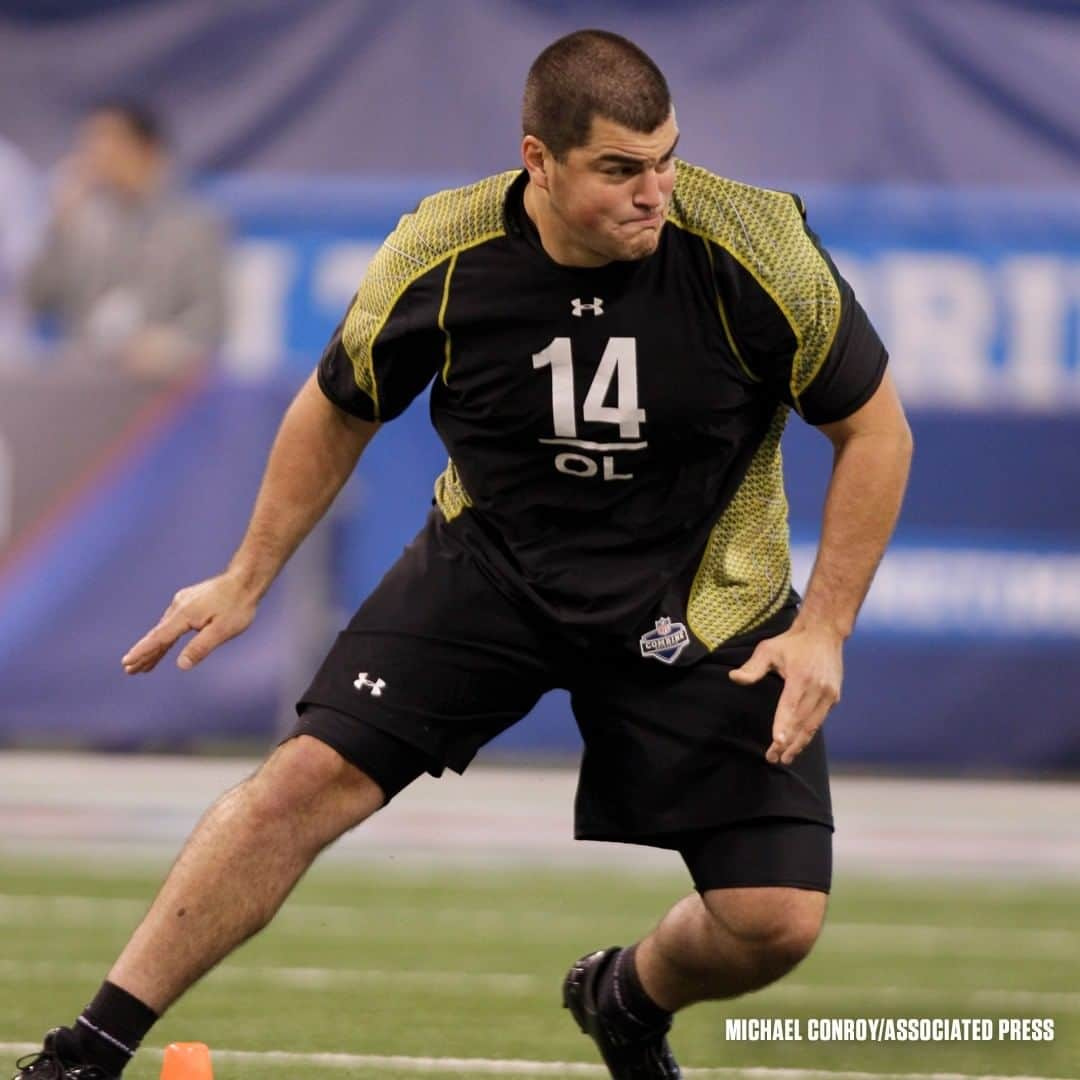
<box><xmin>0</xmin><ymin>0</ymin><xmax>1077</xmax><ymax>770</ymax></box>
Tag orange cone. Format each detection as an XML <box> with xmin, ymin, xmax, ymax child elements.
<box><xmin>160</xmin><ymin>1042</ymin><xmax>213</xmax><ymax>1080</ymax></box>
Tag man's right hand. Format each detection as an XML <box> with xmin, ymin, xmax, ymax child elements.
<box><xmin>121</xmin><ymin>571</ymin><xmax>259</xmax><ymax>675</ymax></box>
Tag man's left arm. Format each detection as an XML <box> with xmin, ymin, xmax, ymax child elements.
<box><xmin>172</xmin><ymin>212</ymin><xmax>228</xmax><ymax>351</ymax></box>
<box><xmin>125</xmin><ymin>211</ymin><xmax>227</xmax><ymax>375</ymax></box>
<box><xmin>730</xmin><ymin>370</ymin><xmax>913</xmax><ymax>765</ymax></box>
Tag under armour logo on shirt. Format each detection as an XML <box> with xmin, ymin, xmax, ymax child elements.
<box><xmin>571</xmin><ymin>297</ymin><xmax>604</xmax><ymax>317</ymax></box>
<box><xmin>353</xmin><ymin>672</ymin><xmax>386</xmax><ymax>696</ymax></box>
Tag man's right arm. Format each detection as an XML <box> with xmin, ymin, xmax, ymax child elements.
<box><xmin>121</xmin><ymin>371</ymin><xmax>379</xmax><ymax>674</ymax></box>
<box><xmin>23</xmin><ymin>160</ymin><xmax>93</xmax><ymax>317</ymax></box>
<box><xmin>23</xmin><ymin>218</ymin><xmax>72</xmax><ymax>317</ymax></box>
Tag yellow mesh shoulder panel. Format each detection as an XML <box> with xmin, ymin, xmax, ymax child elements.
<box><xmin>688</xmin><ymin>406</ymin><xmax>793</xmax><ymax>648</ymax></box>
<box><xmin>341</xmin><ymin>171</ymin><xmax>518</xmax><ymax>418</ymax></box>
<box><xmin>434</xmin><ymin>459</ymin><xmax>472</xmax><ymax>522</ymax></box>
<box><xmin>668</xmin><ymin>161</ymin><xmax>842</xmax><ymax>410</ymax></box>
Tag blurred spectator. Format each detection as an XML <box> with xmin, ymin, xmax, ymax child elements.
<box><xmin>0</xmin><ymin>133</ymin><xmax>43</xmax><ymax>366</ymax></box>
<box><xmin>24</xmin><ymin>101</ymin><xmax>226</xmax><ymax>375</ymax></box>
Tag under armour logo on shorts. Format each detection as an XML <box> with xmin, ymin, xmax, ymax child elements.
<box><xmin>353</xmin><ymin>672</ymin><xmax>386</xmax><ymax>696</ymax></box>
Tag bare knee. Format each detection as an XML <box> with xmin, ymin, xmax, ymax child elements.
<box><xmin>244</xmin><ymin>735</ymin><xmax>385</xmax><ymax>833</ymax></box>
<box><xmin>704</xmin><ymin>887</ymin><xmax>826</xmax><ymax>977</ymax></box>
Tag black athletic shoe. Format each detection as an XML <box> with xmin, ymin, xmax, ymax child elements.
<box><xmin>562</xmin><ymin>948</ymin><xmax>682</xmax><ymax>1079</ymax></box>
<box><xmin>12</xmin><ymin>1029</ymin><xmax>117</xmax><ymax>1080</ymax></box>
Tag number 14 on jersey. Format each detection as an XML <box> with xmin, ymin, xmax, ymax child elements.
<box><xmin>532</xmin><ymin>336</ymin><xmax>647</xmax><ymax>481</ymax></box>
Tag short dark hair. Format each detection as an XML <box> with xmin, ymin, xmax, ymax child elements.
<box><xmin>90</xmin><ymin>99</ymin><xmax>166</xmax><ymax>148</ymax></box>
<box><xmin>522</xmin><ymin>30</ymin><xmax>671</xmax><ymax>160</ymax></box>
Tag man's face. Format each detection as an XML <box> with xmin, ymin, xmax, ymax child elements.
<box><xmin>540</xmin><ymin>111</ymin><xmax>679</xmax><ymax>265</ymax></box>
<box><xmin>76</xmin><ymin>111</ymin><xmax>158</xmax><ymax>195</ymax></box>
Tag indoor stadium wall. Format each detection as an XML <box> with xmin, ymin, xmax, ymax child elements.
<box><xmin>0</xmin><ymin>1</ymin><xmax>1077</xmax><ymax>771</ymax></box>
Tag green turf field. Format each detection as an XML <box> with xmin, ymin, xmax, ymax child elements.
<box><xmin>1</xmin><ymin>856</ymin><xmax>1076</xmax><ymax>1079</ymax></box>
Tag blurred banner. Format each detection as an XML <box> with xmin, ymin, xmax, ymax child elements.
<box><xmin>1</xmin><ymin>0</ymin><xmax>1077</xmax><ymax>769</ymax></box>
<box><xmin>1</xmin><ymin>1</ymin><xmax>1077</xmax><ymax>187</ymax></box>
<box><xmin>0</xmin><ymin>369</ymin><xmax>338</xmax><ymax>750</ymax></box>
<box><xmin>1</xmin><ymin>180</ymin><xmax>1077</xmax><ymax>769</ymax></box>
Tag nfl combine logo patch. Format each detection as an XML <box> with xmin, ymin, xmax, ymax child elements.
<box><xmin>639</xmin><ymin>616</ymin><xmax>690</xmax><ymax>664</ymax></box>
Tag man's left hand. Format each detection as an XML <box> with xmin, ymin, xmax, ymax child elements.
<box><xmin>728</xmin><ymin>622</ymin><xmax>844</xmax><ymax>765</ymax></box>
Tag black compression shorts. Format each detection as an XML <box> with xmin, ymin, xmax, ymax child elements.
<box><xmin>287</xmin><ymin>705</ymin><xmax>832</xmax><ymax>892</ymax></box>
<box><xmin>288</xmin><ymin>511</ymin><xmax>832</xmax><ymax>873</ymax></box>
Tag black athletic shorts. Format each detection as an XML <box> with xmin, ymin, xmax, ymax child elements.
<box><xmin>289</xmin><ymin>511</ymin><xmax>833</xmax><ymax>889</ymax></box>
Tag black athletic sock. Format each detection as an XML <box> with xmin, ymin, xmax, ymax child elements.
<box><xmin>597</xmin><ymin>944</ymin><xmax>672</xmax><ymax>1032</ymax></box>
<box><xmin>72</xmin><ymin>982</ymin><xmax>159</xmax><ymax>1077</ymax></box>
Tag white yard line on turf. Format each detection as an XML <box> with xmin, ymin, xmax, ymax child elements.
<box><xmin>3</xmin><ymin>958</ymin><xmax>1080</xmax><ymax>1012</ymax></box>
<box><xmin>0</xmin><ymin>959</ymin><xmax>535</xmax><ymax>993</ymax></box>
<box><xmin>1</xmin><ymin>893</ymin><xmax>1077</xmax><ymax>956</ymax></box>
<box><xmin>0</xmin><ymin>1045</ymin><xmax>1075</xmax><ymax>1080</ymax></box>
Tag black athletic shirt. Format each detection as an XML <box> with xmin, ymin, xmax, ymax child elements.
<box><xmin>317</xmin><ymin>163</ymin><xmax>887</xmax><ymax>664</ymax></box>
